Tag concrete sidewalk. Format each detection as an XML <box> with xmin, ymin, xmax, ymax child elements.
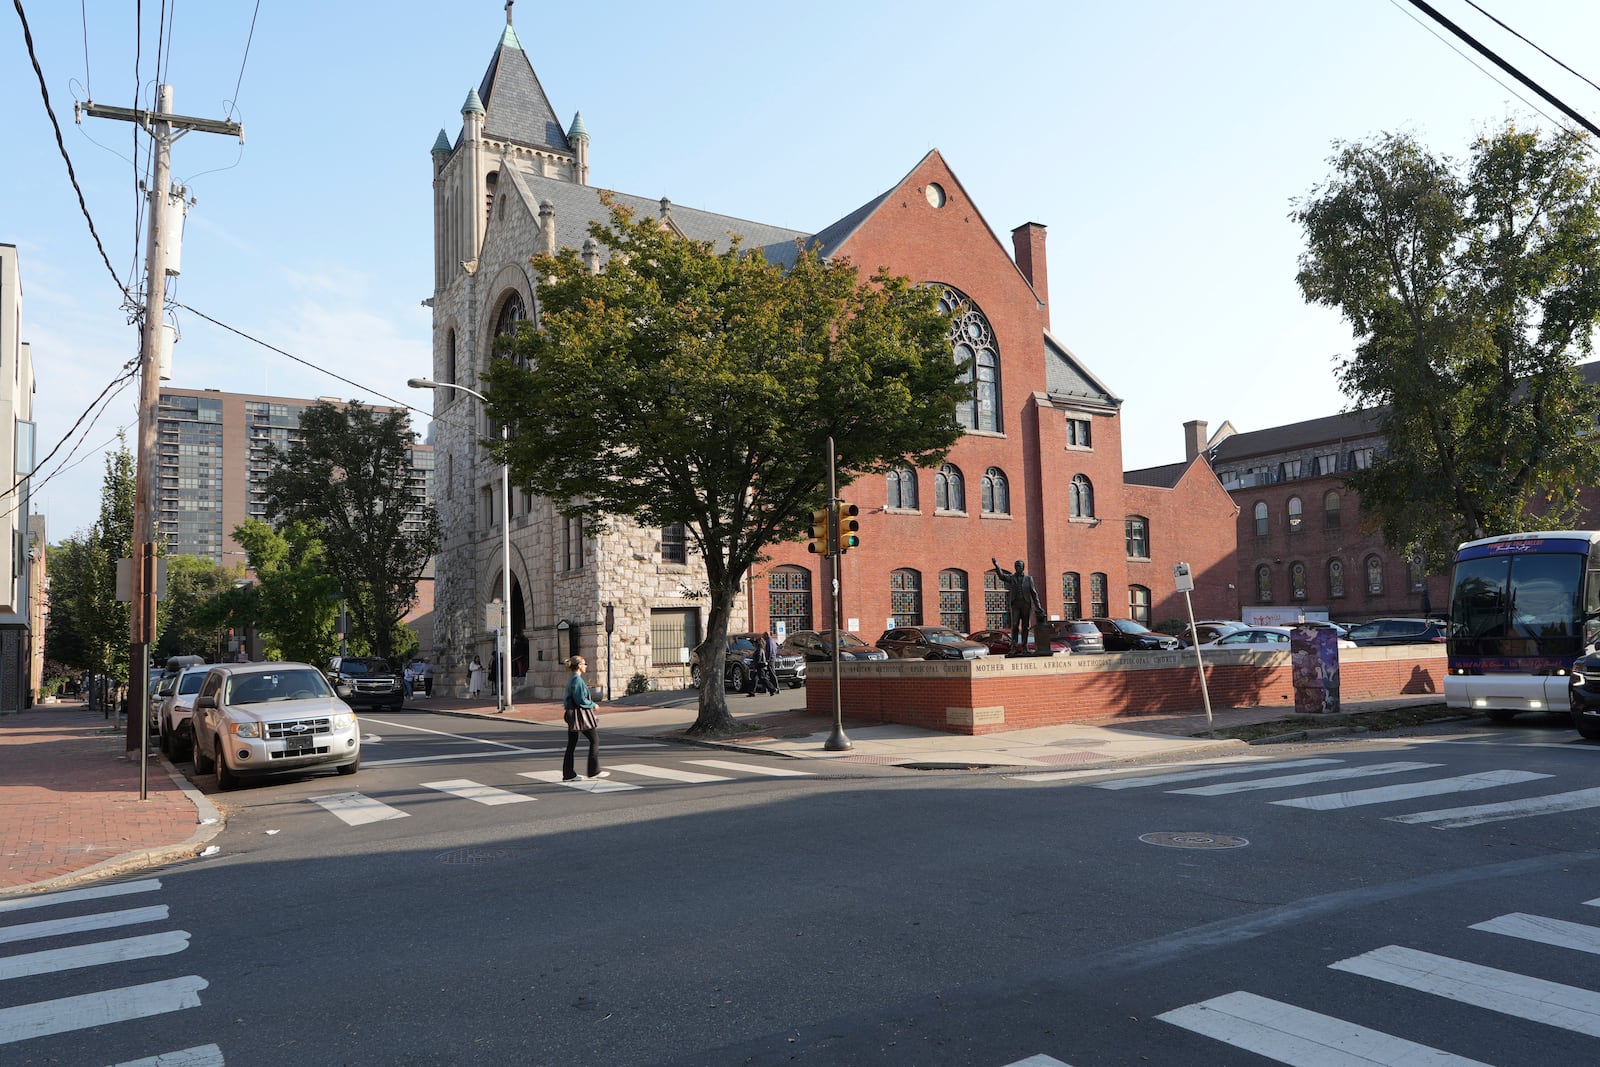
<box><xmin>1</xmin><ymin>690</ymin><xmax>1446</xmax><ymax>896</ymax></box>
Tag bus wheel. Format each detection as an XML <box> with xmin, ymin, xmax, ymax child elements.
<box><xmin>1486</xmin><ymin>710</ymin><xmax>1516</xmax><ymax>723</ymax></box>
<box><xmin>1573</xmin><ymin>708</ymin><xmax>1600</xmax><ymax>741</ymax></box>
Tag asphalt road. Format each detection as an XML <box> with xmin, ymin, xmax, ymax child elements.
<box><xmin>5</xmin><ymin>712</ymin><xmax>1598</xmax><ymax>1065</ymax></box>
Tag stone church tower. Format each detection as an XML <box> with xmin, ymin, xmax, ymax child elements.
<box><xmin>424</xmin><ymin>7</ymin><xmax>788</xmax><ymax>698</ymax></box>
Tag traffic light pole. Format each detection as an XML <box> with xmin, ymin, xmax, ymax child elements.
<box><xmin>824</xmin><ymin>437</ymin><xmax>851</xmax><ymax>751</ymax></box>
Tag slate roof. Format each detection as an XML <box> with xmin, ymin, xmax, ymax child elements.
<box><xmin>1043</xmin><ymin>331</ymin><xmax>1120</xmax><ymax>408</ymax></box>
<box><xmin>1125</xmin><ymin>461</ymin><xmax>1189</xmax><ymax>489</ymax></box>
<box><xmin>463</xmin><ymin>26</ymin><xmax>572</xmax><ymax>156</ymax></box>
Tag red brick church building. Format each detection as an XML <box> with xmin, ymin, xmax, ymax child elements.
<box><xmin>424</xmin><ymin>10</ymin><xmax>1240</xmax><ymax>697</ymax></box>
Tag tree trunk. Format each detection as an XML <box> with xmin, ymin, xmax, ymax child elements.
<box><xmin>686</xmin><ymin>582</ymin><xmax>740</xmax><ymax>736</ymax></box>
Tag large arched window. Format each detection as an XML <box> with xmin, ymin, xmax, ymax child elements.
<box><xmin>492</xmin><ymin>291</ymin><xmax>525</xmax><ymax>348</ymax></box>
<box><xmin>1089</xmin><ymin>573</ymin><xmax>1109</xmax><ymax>618</ymax></box>
<box><xmin>1253</xmin><ymin>501</ymin><xmax>1269</xmax><ymax>538</ymax></box>
<box><xmin>939</xmin><ymin>569</ymin><xmax>969</xmax><ymax>631</ymax></box>
<box><xmin>768</xmin><ymin>567</ymin><xmax>812</xmax><ymax>634</ymax></box>
<box><xmin>935</xmin><ymin>463</ymin><xmax>965</xmax><ymax>512</ymax></box>
<box><xmin>1324</xmin><ymin>490</ymin><xmax>1342</xmax><ymax>531</ymax></box>
<box><xmin>981</xmin><ymin>468</ymin><xmax>1009</xmax><ymax>515</ymax></box>
<box><xmin>890</xmin><ymin>569</ymin><xmax>923</xmax><ymax>626</ymax></box>
<box><xmin>886</xmin><ymin>466</ymin><xmax>919</xmax><ymax>510</ymax></box>
<box><xmin>937</xmin><ymin>285</ymin><xmax>1001</xmax><ymax>432</ymax></box>
<box><xmin>1070</xmin><ymin>475</ymin><xmax>1095</xmax><ymax>518</ymax></box>
<box><xmin>1287</xmin><ymin>496</ymin><xmax>1304</xmax><ymax>536</ymax></box>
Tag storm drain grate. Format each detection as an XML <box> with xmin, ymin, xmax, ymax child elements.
<box><xmin>1139</xmin><ymin>831</ymin><xmax>1249</xmax><ymax>850</ymax></box>
<box><xmin>436</xmin><ymin>847</ymin><xmax>512</xmax><ymax>866</ymax></box>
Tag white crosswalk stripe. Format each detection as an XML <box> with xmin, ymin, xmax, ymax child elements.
<box><xmin>519</xmin><ymin>769</ymin><xmax>640</xmax><ymax>792</ymax></box>
<box><xmin>0</xmin><ymin>878</ymin><xmax>212</xmax><ymax>1052</ymax></box>
<box><xmin>1388</xmin><ymin>786</ymin><xmax>1600</xmax><ymax>828</ymax></box>
<box><xmin>1470</xmin><ymin>912</ymin><xmax>1600</xmax><ymax>956</ymax></box>
<box><xmin>686</xmin><ymin>758</ymin><xmax>814</xmax><ymax>777</ymax></box>
<box><xmin>1331</xmin><ymin>944</ymin><xmax>1600</xmax><ymax>1037</ymax></box>
<box><xmin>1272</xmin><ymin>769</ymin><xmax>1552</xmax><ymax>810</ymax></box>
<box><xmin>1171</xmin><ymin>761</ymin><xmax>1442</xmax><ymax>796</ymax></box>
<box><xmin>309</xmin><ymin>791</ymin><xmax>409</xmax><ymax>825</ymax></box>
<box><xmin>607</xmin><ymin>763</ymin><xmax>732</xmax><ymax>783</ymax></box>
<box><xmin>113</xmin><ymin>1045</ymin><xmax>225</xmax><ymax>1066</ymax></box>
<box><xmin>1090</xmin><ymin>758</ymin><xmax>1344</xmax><ymax>790</ymax></box>
<box><xmin>999</xmin><ymin>1056</ymin><xmax>1074</xmax><ymax>1066</ymax></box>
<box><xmin>1158</xmin><ymin>990</ymin><xmax>1492</xmax><ymax>1066</ymax></box>
<box><xmin>420</xmin><ymin>779</ymin><xmax>535</xmax><ymax>805</ymax></box>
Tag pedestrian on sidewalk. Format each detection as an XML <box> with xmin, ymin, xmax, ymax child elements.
<box><xmin>562</xmin><ymin>655</ymin><xmax>606</xmax><ymax>781</ymax></box>
<box><xmin>761</xmin><ymin>631</ymin><xmax>781</xmax><ymax>694</ymax></box>
<box><xmin>403</xmin><ymin>662</ymin><xmax>416</xmax><ymax>699</ymax></box>
<box><xmin>745</xmin><ymin>638</ymin><xmax>775</xmax><ymax>697</ymax></box>
<box><xmin>468</xmin><ymin>655</ymin><xmax>486</xmax><ymax>698</ymax></box>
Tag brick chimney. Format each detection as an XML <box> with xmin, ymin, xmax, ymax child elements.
<box><xmin>1010</xmin><ymin>222</ymin><xmax>1049</xmax><ymax>328</ymax></box>
<box><xmin>1184</xmin><ymin>419</ymin><xmax>1209</xmax><ymax>462</ymax></box>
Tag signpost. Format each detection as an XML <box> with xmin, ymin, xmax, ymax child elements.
<box><xmin>1175</xmin><ymin>562</ymin><xmax>1214</xmax><ymax>734</ymax></box>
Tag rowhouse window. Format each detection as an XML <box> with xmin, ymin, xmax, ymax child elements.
<box><xmin>1067</xmin><ymin>418</ymin><xmax>1092</xmax><ymax>448</ymax></box>
<box><xmin>1126</xmin><ymin>517</ymin><xmax>1149</xmax><ymax>559</ymax></box>
<box><xmin>1324</xmin><ymin>490</ymin><xmax>1341</xmax><ymax>531</ymax></box>
<box><xmin>1128</xmin><ymin>585</ymin><xmax>1151</xmax><ymax>626</ymax></box>
<box><xmin>661</xmin><ymin>524</ymin><xmax>687</xmax><ymax>564</ymax></box>
<box><xmin>1254</xmin><ymin>501</ymin><xmax>1268</xmax><ymax>538</ymax></box>
<box><xmin>1287</xmin><ymin>496</ymin><xmax>1303</xmax><ymax>536</ymax></box>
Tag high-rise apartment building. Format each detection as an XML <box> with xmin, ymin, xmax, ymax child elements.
<box><xmin>155</xmin><ymin>387</ymin><xmax>433</xmax><ymax>564</ymax></box>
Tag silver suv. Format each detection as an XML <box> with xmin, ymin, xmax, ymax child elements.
<box><xmin>191</xmin><ymin>662</ymin><xmax>360</xmax><ymax>790</ymax></box>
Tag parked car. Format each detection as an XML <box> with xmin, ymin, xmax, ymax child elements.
<box><xmin>690</xmin><ymin>634</ymin><xmax>807</xmax><ymax>691</ymax></box>
<box><xmin>1567</xmin><ymin>651</ymin><xmax>1600</xmax><ymax>739</ymax></box>
<box><xmin>967</xmin><ymin>628</ymin><xmax>1068</xmax><ymax>656</ymax></box>
<box><xmin>191</xmin><ymin>662</ymin><xmax>361</xmax><ymax>790</ymax></box>
<box><xmin>1345</xmin><ymin>618</ymin><xmax>1447</xmax><ymax>646</ymax></box>
<box><xmin>325</xmin><ymin>655</ymin><xmax>405</xmax><ymax>711</ymax></box>
<box><xmin>1163</xmin><ymin>620</ymin><xmax>1246</xmax><ymax>647</ymax></box>
<box><xmin>875</xmin><ymin>625</ymin><xmax>991</xmax><ymax>660</ymax></box>
<box><xmin>148</xmin><ymin>654</ymin><xmax>204</xmax><ymax>736</ymax></box>
<box><xmin>156</xmin><ymin>664</ymin><xmax>210</xmax><ymax>761</ymax></box>
<box><xmin>1088</xmin><ymin>618</ymin><xmax>1183</xmax><ymax>652</ymax></box>
<box><xmin>779</xmin><ymin>630</ymin><xmax>888</xmax><ymax>662</ymax></box>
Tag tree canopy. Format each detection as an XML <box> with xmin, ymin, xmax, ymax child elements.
<box><xmin>44</xmin><ymin>443</ymin><xmax>133</xmax><ymax>685</ymax></box>
<box><xmin>486</xmin><ymin>196</ymin><xmax>968</xmax><ymax>733</ymax></box>
<box><xmin>1294</xmin><ymin>125</ymin><xmax>1600</xmax><ymax>562</ymax></box>
<box><xmin>260</xmin><ymin>402</ymin><xmax>437</xmax><ymax>661</ymax></box>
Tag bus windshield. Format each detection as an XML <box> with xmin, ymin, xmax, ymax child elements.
<box><xmin>1450</xmin><ymin>551</ymin><xmax>1589</xmax><ymax>658</ymax></box>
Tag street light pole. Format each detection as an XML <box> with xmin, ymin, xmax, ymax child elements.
<box><xmin>408</xmin><ymin>377</ymin><xmax>513</xmax><ymax>714</ymax></box>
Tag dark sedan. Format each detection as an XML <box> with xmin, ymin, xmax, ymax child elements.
<box><xmin>779</xmin><ymin>630</ymin><xmax>888</xmax><ymax>662</ymax></box>
<box><xmin>1040</xmin><ymin>620</ymin><xmax>1106</xmax><ymax>654</ymax></box>
<box><xmin>1345</xmin><ymin>618</ymin><xmax>1446</xmax><ymax>646</ymax></box>
<box><xmin>1089</xmin><ymin>618</ymin><xmax>1182</xmax><ymax>652</ymax></box>
<box><xmin>876</xmin><ymin>625</ymin><xmax>991</xmax><ymax>660</ymax></box>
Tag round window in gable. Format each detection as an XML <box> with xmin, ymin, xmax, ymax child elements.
<box><xmin>925</xmin><ymin>182</ymin><xmax>946</xmax><ymax>208</ymax></box>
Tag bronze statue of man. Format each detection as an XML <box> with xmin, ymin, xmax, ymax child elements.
<box><xmin>991</xmin><ymin>558</ymin><xmax>1045</xmax><ymax>654</ymax></box>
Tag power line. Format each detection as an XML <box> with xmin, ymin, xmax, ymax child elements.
<box><xmin>1461</xmin><ymin>0</ymin><xmax>1600</xmax><ymax>98</ymax></box>
<box><xmin>227</xmin><ymin>1</ymin><xmax>261</xmax><ymax>124</ymax></box>
<box><xmin>11</xmin><ymin>0</ymin><xmax>131</xmax><ymax>299</ymax></box>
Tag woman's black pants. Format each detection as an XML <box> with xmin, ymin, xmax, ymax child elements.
<box><xmin>563</xmin><ymin>728</ymin><xmax>600</xmax><ymax>779</ymax></box>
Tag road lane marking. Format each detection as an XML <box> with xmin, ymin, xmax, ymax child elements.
<box><xmin>608</xmin><ymin>763</ymin><xmax>731</xmax><ymax>783</ymax></box>
<box><xmin>1000</xmin><ymin>1057</ymin><xmax>1075</xmax><ymax>1066</ymax></box>
<box><xmin>519</xmin><ymin>770</ymin><xmax>639</xmax><ymax>792</ymax></box>
<box><xmin>1158</xmin><ymin>990</ymin><xmax>1491</xmax><ymax>1065</ymax></box>
<box><xmin>1089</xmin><ymin>759</ymin><xmax>1345</xmax><ymax>789</ymax></box>
<box><xmin>686</xmin><ymin>759</ymin><xmax>814</xmax><ymax>777</ymax></box>
<box><xmin>1472</xmin><ymin>912</ymin><xmax>1600</xmax><ymax>955</ymax></box>
<box><xmin>0</xmin><ymin>930</ymin><xmax>190</xmax><ymax>981</ymax></box>
<box><xmin>1388</xmin><ymin>786</ymin><xmax>1600</xmax><ymax>827</ymax></box>
<box><xmin>0</xmin><ymin>905</ymin><xmax>168</xmax><ymax>946</ymax></box>
<box><xmin>114</xmin><ymin>1045</ymin><xmax>225</xmax><ymax>1067</ymax></box>
<box><xmin>1331</xmin><ymin>945</ymin><xmax>1600</xmax><ymax>1036</ymax></box>
<box><xmin>421</xmin><ymin>779</ymin><xmax>535</xmax><ymax>805</ymax></box>
<box><xmin>0</xmin><ymin>975</ymin><xmax>208</xmax><ymax>1045</ymax></box>
<box><xmin>308</xmin><ymin>792</ymin><xmax>409</xmax><ymax>825</ymax></box>
<box><xmin>1272</xmin><ymin>769</ymin><xmax>1552</xmax><ymax>810</ymax></box>
<box><xmin>1172</xmin><ymin>762</ymin><xmax>1441</xmax><ymax>796</ymax></box>
<box><xmin>0</xmin><ymin>879</ymin><xmax>161</xmax><ymax>914</ymax></box>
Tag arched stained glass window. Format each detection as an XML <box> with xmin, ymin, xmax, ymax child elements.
<box><xmin>1291</xmin><ymin>561</ymin><xmax>1307</xmax><ymax>600</ymax></box>
<box><xmin>1070</xmin><ymin>475</ymin><xmax>1094</xmax><ymax>519</ymax></box>
<box><xmin>886</xmin><ymin>466</ymin><xmax>919</xmax><ymax>510</ymax></box>
<box><xmin>1257</xmin><ymin>564</ymin><xmax>1272</xmax><ymax>602</ymax></box>
<box><xmin>981</xmin><ymin>468</ymin><xmax>1009</xmax><ymax>515</ymax></box>
<box><xmin>1061</xmin><ymin>573</ymin><xmax>1081</xmax><ymax>620</ymax></box>
<box><xmin>890</xmin><ymin>569</ymin><xmax>923</xmax><ymax>626</ymax></box>
<box><xmin>768</xmin><ymin>567</ymin><xmax>812</xmax><ymax>634</ymax></box>
<box><xmin>939</xmin><ymin>570</ymin><xmax>969</xmax><ymax>631</ymax></box>
<box><xmin>935</xmin><ymin>464</ymin><xmax>965</xmax><ymax>512</ymax></box>
<box><xmin>1329</xmin><ymin>559</ymin><xmax>1345</xmax><ymax>598</ymax></box>
<box><xmin>1366</xmin><ymin>555</ymin><xmax>1384</xmax><ymax>594</ymax></box>
<box><xmin>937</xmin><ymin>285</ymin><xmax>1001</xmax><ymax>432</ymax></box>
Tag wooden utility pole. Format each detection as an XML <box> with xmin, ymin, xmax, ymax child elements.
<box><xmin>80</xmin><ymin>87</ymin><xmax>241</xmax><ymax>759</ymax></box>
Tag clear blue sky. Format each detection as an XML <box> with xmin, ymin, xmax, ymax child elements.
<box><xmin>7</xmin><ymin>1</ymin><xmax>1600</xmax><ymax>543</ymax></box>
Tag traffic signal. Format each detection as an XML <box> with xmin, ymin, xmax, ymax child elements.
<box><xmin>807</xmin><ymin>507</ymin><xmax>833</xmax><ymax>556</ymax></box>
<box><xmin>837</xmin><ymin>503</ymin><xmax>861</xmax><ymax>552</ymax></box>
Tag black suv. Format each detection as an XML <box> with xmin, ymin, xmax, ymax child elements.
<box><xmin>690</xmin><ymin>635</ymin><xmax>807</xmax><ymax>691</ymax></box>
<box><xmin>325</xmin><ymin>656</ymin><xmax>405</xmax><ymax>710</ymax></box>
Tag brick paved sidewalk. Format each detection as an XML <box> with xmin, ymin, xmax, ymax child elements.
<box><xmin>0</xmin><ymin>701</ymin><xmax>215</xmax><ymax>894</ymax></box>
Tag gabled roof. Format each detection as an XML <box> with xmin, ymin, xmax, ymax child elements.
<box><xmin>1124</xmin><ymin>461</ymin><xmax>1189</xmax><ymax>489</ymax></box>
<box><xmin>1208</xmin><ymin>408</ymin><xmax>1387</xmax><ymax>464</ymax></box>
<box><xmin>466</xmin><ymin>26</ymin><xmax>572</xmax><ymax>156</ymax></box>
<box><xmin>1043</xmin><ymin>331</ymin><xmax>1120</xmax><ymax>409</ymax></box>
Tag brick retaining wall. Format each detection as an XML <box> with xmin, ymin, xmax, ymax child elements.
<box><xmin>802</xmin><ymin>646</ymin><xmax>1446</xmax><ymax>735</ymax></box>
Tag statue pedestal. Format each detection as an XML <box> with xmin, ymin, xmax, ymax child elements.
<box><xmin>1032</xmin><ymin>621</ymin><xmax>1053</xmax><ymax>656</ymax></box>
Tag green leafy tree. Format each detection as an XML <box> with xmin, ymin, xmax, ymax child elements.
<box><xmin>1294</xmin><ymin>125</ymin><xmax>1600</xmax><ymax>563</ymax></box>
<box><xmin>486</xmin><ymin>197</ymin><xmax>968</xmax><ymax>734</ymax></box>
<box><xmin>216</xmin><ymin>519</ymin><xmax>343</xmax><ymax>664</ymax></box>
<box><xmin>260</xmin><ymin>402</ymin><xmax>438</xmax><ymax>661</ymax></box>
<box><xmin>153</xmin><ymin>555</ymin><xmax>243</xmax><ymax>661</ymax></box>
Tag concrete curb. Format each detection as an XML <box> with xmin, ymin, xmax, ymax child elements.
<box><xmin>8</xmin><ymin>753</ymin><xmax>227</xmax><ymax>896</ymax></box>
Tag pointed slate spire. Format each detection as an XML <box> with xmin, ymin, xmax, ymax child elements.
<box><xmin>431</xmin><ymin>129</ymin><xmax>452</xmax><ymax>157</ymax></box>
<box><xmin>568</xmin><ymin>111</ymin><xmax>588</xmax><ymax>141</ymax></box>
<box><xmin>461</xmin><ymin>89</ymin><xmax>486</xmax><ymax>116</ymax></box>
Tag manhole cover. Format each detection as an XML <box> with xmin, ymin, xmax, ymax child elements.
<box><xmin>1139</xmin><ymin>831</ymin><xmax>1249</xmax><ymax>850</ymax></box>
<box><xmin>435</xmin><ymin>847</ymin><xmax>511</xmax><ymax>865</ymax></box>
